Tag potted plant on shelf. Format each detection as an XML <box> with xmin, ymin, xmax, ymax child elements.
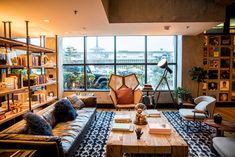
<box><xmin>189</xmin><ymin>66</ymin><xmax>208</xmax><ymax>97</ymax></box>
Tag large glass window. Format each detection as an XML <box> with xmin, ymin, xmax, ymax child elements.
<box><xmin>62</xmin><ymin>37</ymin><xmax>84</xmax><ymax>64</ymax></box>
<box><xmin>116</xmin><ymin>36</ymin><xmax>145</xmax><ymax>63</ymax></box>
<box><xmin>87</xmin><ymin>37</ymin><xmax>114</xmax><ymax>63</ymax></box>
<box><xmin>62</xmin><ymin>36</ymin><xmax>177</xmax><ymax>91</ymax></box>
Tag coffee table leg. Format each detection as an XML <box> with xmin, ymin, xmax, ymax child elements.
<box><xmin>106</xmin><ymin>145</ymin><xmax>122</xmax><ymax>157</ymax></box>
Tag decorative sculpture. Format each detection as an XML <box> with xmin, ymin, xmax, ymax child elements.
<box><xmin>134</xmin><ymin>108</ymin><xmax>147</xmax><ymax>125</ymax></box>
<box><xmin>135</xmin><ymin>128</ymin><xmax>143</xmax><ymax>140</ymax></box>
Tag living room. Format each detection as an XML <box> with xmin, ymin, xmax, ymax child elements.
<box><xmin>0</xmin><ymin>0</ymin><xmax>235</xmax><ymax>157</ymax></box>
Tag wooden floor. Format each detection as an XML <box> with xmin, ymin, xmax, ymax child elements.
<box><xmin>98</xmin><ymin>107</ymin><xmax>235</xmax><ymax>122</ymax></box>
<box><xmin>214</xmin><ymin>107</ymin><xmax>235</xmax><ymax>122</ymax></box>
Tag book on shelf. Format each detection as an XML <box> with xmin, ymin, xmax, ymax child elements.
<box><xmin>111</xmin><ymin>123</ymin><xmax>133</xmax><ymax>132</ymax></box>
<box><xmin>114</xmin><ymin>114</ymin><xmax>131</xmax><ymax>123</ymax></box>
<box><xmin>148</xmin><ymin>123</ymin><xmax>171</xmax><ymax>134</ymax></box>
<box><xmin>145</xmin><ymin>109</ymin><xmax>161</xmax><ymax>117</ymax></box>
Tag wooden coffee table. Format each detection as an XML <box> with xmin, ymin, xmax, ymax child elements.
<box><xmin>106</xmin><ymin>111</ymin><xmax>188</xmax><ymax>157</ymax></box>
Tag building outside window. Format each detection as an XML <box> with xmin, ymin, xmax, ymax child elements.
<box><xmin>62</xmin><ymin>35</ymin><xmax>177</xmax><ymax>91</ymax></box>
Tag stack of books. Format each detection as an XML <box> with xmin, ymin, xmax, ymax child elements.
<box><xmin>145</xmin><ymin>109</ymin><xmax>161</xmax><ymax>117</ymax></box>
<box><xmin>111</xmin><ymin>123</ymin><xmax>133</xmax><ymax>132</ymax></box>
<box><xmin>143</xmin><ymin>84</ymin><xmax>153</xmax><ymax>91</ymax></box>
<box><xmin>114</xmin><ymin>114</ymin><xmax>131</xmax><ymax>123</ymax></box>
<box><xmin>148</xmin><ymin>123</ymin><xmax>171</xmax><ymax>134</ymax></box>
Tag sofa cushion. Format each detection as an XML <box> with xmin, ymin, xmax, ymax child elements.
<box><xmin>54</xmin><ymin>99</ymin><xmax>78</xmax><ymax>122</ymax></box>
<box><xmin>24</xmin><ymin>112</ymin><xmax>53</xmax><ymax>136</ymax></box>
<box><xmin>67</xmin><ymin>94</ymin><xmax>85</xmax><ymax>109</ymax></box>
<box><xmin>52</xmin><ymin>108</ymin><xmax>96</xmax><ymax>154</ymax></box>
<box><xmin>116</xmin><ymin>86</ymin><xmax>134</xmax><ymax>104</ymax></box>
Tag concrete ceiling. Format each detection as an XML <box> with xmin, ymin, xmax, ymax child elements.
<box><xmin>0</xmin><ymin>0</ymin><xmax>229</xmax><ymax>37</ymax></box>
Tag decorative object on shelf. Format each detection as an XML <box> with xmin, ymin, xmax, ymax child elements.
<box><xmin>10</xmin><ymin>102</ymin><xmax>22</xmax><ymax>114</ymax></box>
<box><xmin>189</xmin><ymin>66</ymin><xmax>208</xmax><ymax>96</ymax></box>
<box><xmin>134</xmin><ymin>108</ymin><xmax>147</xmax><ymax>125</ymax></box>
<box><xmin>214</xmin><ymin>113</ymin><xmax>223</xmax><ymax>124</ymax></box>
<box><xmin>0</xmin><ymin>53</ymin><xmax>6</xmax><ymax>65</ymax></box>
<box><xmin>135</xmin><ymin>128</ymin><xmax>143</xmax><ymax>140</ymax></box>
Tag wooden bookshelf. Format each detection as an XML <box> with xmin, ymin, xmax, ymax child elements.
<box><xmin>203</xmin><ymin>35</ymin><xmax>235</xmax><ymax>102</ymax></box>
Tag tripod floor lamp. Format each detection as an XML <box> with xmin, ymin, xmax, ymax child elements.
<box><xmin>153</xmin><ymin>59</ymin><xmax>176</xmax><ymax>109</ymax></box>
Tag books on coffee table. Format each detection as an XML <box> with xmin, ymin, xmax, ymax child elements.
<box><xmin>112</xmin><ymin>123</ymin><xmax>133</xmax><ymax>132</ymax></box>
<box><xmin>148</xmin><ymin>123</ymin><xmax>171</xmax><ymax>134</ymax></box>
<box><xmin>145</xmin><ymin>109</ymin><xmax>161</xmax><ymax>117</ymax></box>
<box><xmin>114</xmin><ymin>114</ymin><xmax>131</xmax><ymax>123</ymax></box>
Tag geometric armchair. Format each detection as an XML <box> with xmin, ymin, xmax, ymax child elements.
<box><xmin>108</xmin><ymin>74</ymin><xmax>143</xmax><ymax>111</ymax></box>
<box><xmin>179</xmin><ymin>96</ymin><xmax>216</xmax><ymax>129</ymax></box>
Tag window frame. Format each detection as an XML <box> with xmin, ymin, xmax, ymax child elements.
<box><xmin>62</xmin><ymin>35</ymin><xmax>178</xmax><ymax>92</ymax></box>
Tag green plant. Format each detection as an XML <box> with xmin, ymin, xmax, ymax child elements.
<box><xmin>174</xmin><ymin>87</ymin><xmax>192</xmax><ymax>102</ymax></box>
<box><xmin>189</xmin><ymin>66</ymin><xmax>208</xmax><ymax>96</ymax></box>
<box><xmin>63</xmin><ymin>72</ymin><xmax>79</xmax><ymax>89</ymax></box>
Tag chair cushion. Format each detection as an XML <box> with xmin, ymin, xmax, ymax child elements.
<box><xmin>116</xmin><ymin>86</ymin><xmax>134</xmax><ymax>104</ymax></box>
<box><xmin>179</xmin><ymin>109</ymin><xmax>206</xmax><ymax>120</ymax></box>
<box><xmin>24</xmin><ymin>112</ymin><xmax>53</xmax><ymax>136</ymax></box>
<box><xmin>195</xmin><ymin>101</ymin><xmax>208</xmax><ymax>111</ymax></box>
<box><xmin>213</xmin><ymin>137</ymin><xmax>235</xmax><ymax>157</ymax></box>
<box><xmin>54</xmin><ymin>99</ymin><xmax>78</xmax><ymax>122</ymax></box>
<box><xmin>67</xmin><ymin>94</ymin><xmax>85</xmax><ymax>109</ymax></box>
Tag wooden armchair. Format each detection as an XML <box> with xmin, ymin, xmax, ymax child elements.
<box><xmin>108</xmin><ymin>74</ymin><xmax>143</xmax><ymax>110</ymax></box>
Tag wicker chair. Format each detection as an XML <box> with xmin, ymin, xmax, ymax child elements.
<box><xmin>108</xmin><ymin>73</ymin><xmax>142</xmax><ymax>110</ymax></box>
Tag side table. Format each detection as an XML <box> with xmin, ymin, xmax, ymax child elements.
<box><xmin>204</xmin><ymin>119</ymin><xmax>235</xmax><ymax>137</ymax></box>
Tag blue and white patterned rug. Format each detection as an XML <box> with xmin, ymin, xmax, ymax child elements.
<box><xmin>75</xmin><ymin>111</ymin><xmax>216</xmax><ymax>157</ymax></box>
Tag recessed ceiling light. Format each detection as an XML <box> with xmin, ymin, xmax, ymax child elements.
<box><xmin>43</xmin><ymin>19</ymin><xmax>49</xmax><ymax>23</ymax></box>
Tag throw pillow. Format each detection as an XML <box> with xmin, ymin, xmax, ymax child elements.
<box><xmin>24</xmin><ymin>112</ymin><xmax>53</xmax><ymax>136</ymax></box>
<box><xmin>54</xmin><ymin>99</ymin><xmax>78</xmax><ymax>122</ymax></box>
<box><xmin>67</xmin><ymin>94</ymin><xmax>85</xmax><ymax>109</ymax></box>
<box><xmin>116</xmin><ymin>86</ymin><xmax>134</xmax><ymax>104</ymax></box>
<box><xmin>195</xmin><ymin>101</ymin><xmax>208</xmax><ymax>111</ymax></box>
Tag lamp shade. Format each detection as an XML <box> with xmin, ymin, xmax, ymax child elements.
<box><xmin>158</xmin><ymin>58</ymin><xmax>173</xmax><ymax>74</ymax></box>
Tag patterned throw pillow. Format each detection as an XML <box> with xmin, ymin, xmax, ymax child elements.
<box><xmin>67</xmin><ymin>94</ymin><xmax>85</xmax><ymax>109</ymax></box>
<box><xmin>54</xmin><ymin>99</ymin><xmax>78</xmax><ymax>122</ymax></box>
<box><xmin>116</xmin><ymin>86</ymin><xmax>134</xmax><ymax>104</ymax></box>
<box><xmin>24</xmin><ymin>112</ymin><xmax>53</xmax><ymax>136</ymax></box>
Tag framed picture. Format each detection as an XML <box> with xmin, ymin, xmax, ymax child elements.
<box><xmin>221</xmin><ymin>35</ymin><xmax>231</xmax><ymax>45</ymax></box>
<box><xmin>209</xmin><ymin>36</ymin><xmax>219</xmax><ymax>46</ymax></box>
<box><xmin>220</xmin><ymin>47</ymin><xmax>231</xmax><ymax>57</ymax></box>
<box><xmin>232</xmin><ymin>70</ymin><xmax>235</xmax><ymax>79</ymax></box>
<box><xmin>232</xmin><ymin>81</ymin><xmax>235</xmax><ymax>91</ymax></box>
<box><xmin>203</xmin><ymin>58</ymin><xmax>208</xmax><ymax>67</ymax></box>
<box><xmin>208</xmin><ymin>82</ymin><xmax>218</xmax><ymax>91</ymax></box>
<box><xmin>203</xmin><ymin>47</ymin><xmax>207</xmax><ymax>57</ymax></box>
<box><xmin>209</xmin><ymin>58</ymin><xmax>219</xmax><ymax>68</ymax></box>
<box><xmin>202</xmin><ymin>83</ymin><xmax>207</xmax><ymax>90</ymax></box>
<box><xmin>220</xmin><ymin>70</ymin><xmax>230</xmax><ymax>79</ymax></box>
<box><xmin>220</xmin><ymin>58</ymin><xmax>230</xmax><ymax>68</ymax></box>
<box><xmin>220</xmin><ymin>81</ymin><xmax>229</xmax><ymax>91</ymax></box>
<box><xmin>219</xmin><ymin>93</ymin><xmax>228</xmax><ymax>101</ymax></box>
<box><xmin>208</xmin><ymin>70</ymin><xmax>218</xmax><ymax>79</ymax></box>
